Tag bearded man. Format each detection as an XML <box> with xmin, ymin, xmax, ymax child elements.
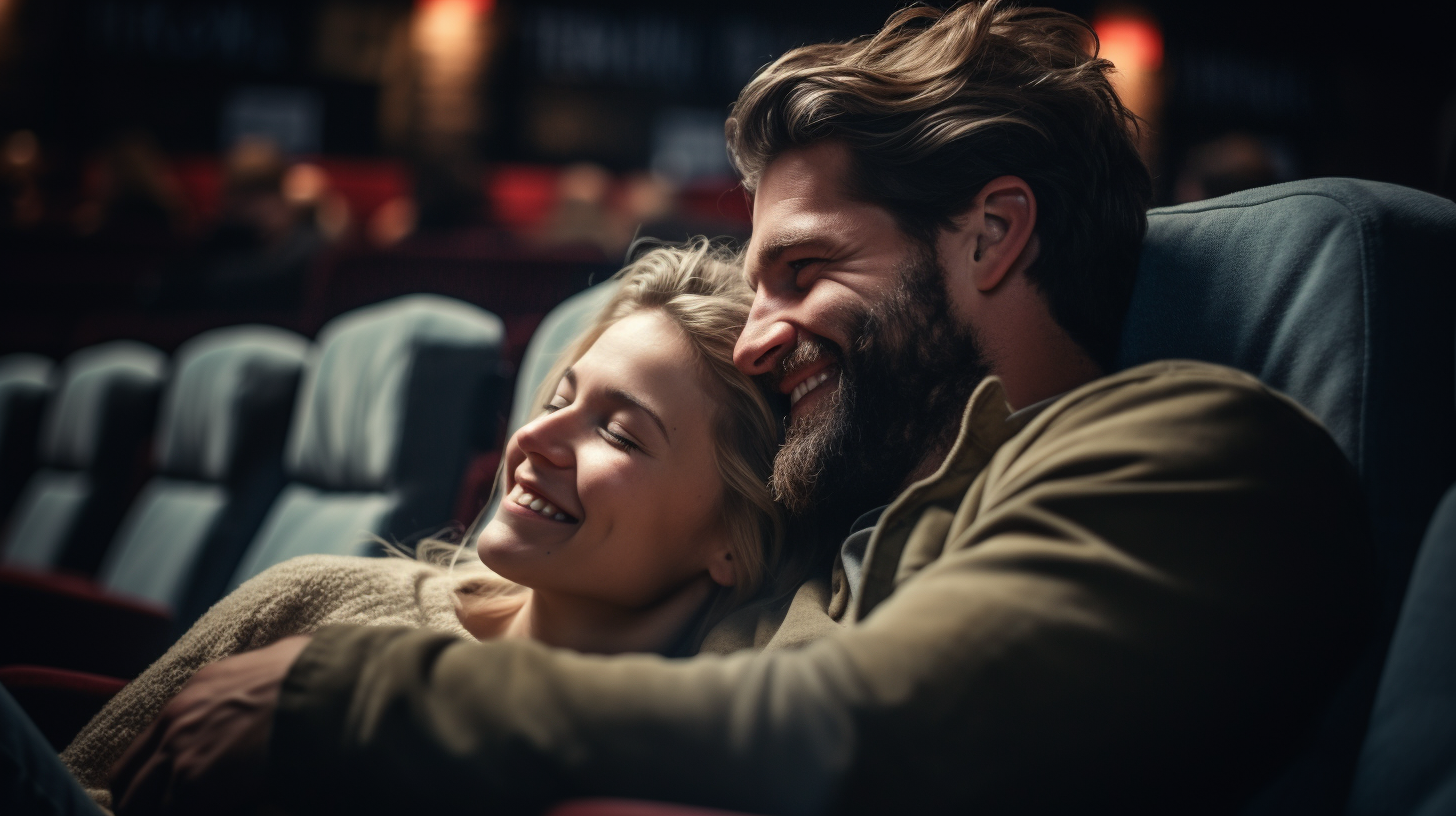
<box><xmin>102</xmin><ymin>3</ymin><xmax>1373</xmax><ymax>815</ymax></box>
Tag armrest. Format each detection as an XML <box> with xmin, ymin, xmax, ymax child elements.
<box><xmin>0</xmin><ymin>664</ymin><xmax>128</xmax><ymax>750</ymax></box>
<box><xmin>0</xmin><ymin>565</ymin><xmax>173</xmax><ymax>677</ymax></box>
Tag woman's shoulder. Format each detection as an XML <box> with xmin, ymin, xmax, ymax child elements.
<box><xmin>221</xmin><ymin>554</ymin><xmax>466</xmax><ymax>629</ymax></box>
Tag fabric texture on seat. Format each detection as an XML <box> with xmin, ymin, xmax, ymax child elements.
<box><xmin>0</xmin><ymin>354</ymin><xmax>53</xmax><ymax>524</ymax></box>
<box><xmin>1120</xmin><ymin>178</ymin><xmax>1456</xmax><ymax>607</ymax></box>
<box><xmin>229</xmin><ymin>485</ymin><xmax>395</xmax><ymax>584</ymax></box>
<box><xmin>1</xmin><ymin>342</ymin><xmax>166</xmax><ymax>574</ymax></box>
<box><xmin>228</xmin><ymin>294</ymin><xmax>504</xmax><ymax>588</ymax></box>
<box><xmin>1347</xmin><ymin>483</ymin><xmax>1456</xmax><ymax>816</ymax></box>
<box><xmin>95</xmin><ymin>326</ymin><xmax>307</xmax><ymax>622</ymax></box>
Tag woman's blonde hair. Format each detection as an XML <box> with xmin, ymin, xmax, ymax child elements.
<box><xmin>438</xmin><ymin>238</ymin><xmax>783</xmax><ymax>633</ymax></box>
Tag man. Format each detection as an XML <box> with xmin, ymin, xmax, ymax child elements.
<box><xmin>108</xmin><ymin>3</ymin><xmax>1374</xmax><ymax>814</ymax></box>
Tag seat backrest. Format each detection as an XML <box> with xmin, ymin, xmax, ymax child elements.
<box><xmin>0</xmin><ymin>354</ymin><xmax>53</xmax><ymax>524</ymax></box>
<box><xmin>1</xmin><ymin>341</ymin><xmax>166</xmax><ymax>574</ymax></box>
<box><xmin>228</xmin><ymin>294</ymin><xmax>504</xmax><ymax>587</ymax></box>
<box><xmin>1347</xmin><ymin>483</ymin><xmax>1456</xmax><ymax>816</ymax></box>
<box><xmin>1117</xmin><ymin>178</ymin><xmax>1456</xmax><ymax>816</ymax></box>
<box><xmin>1119</xmin><ymin>178</ymin><xmax>1456</xmax><ymax>610</ymax></box>
<box><xmin>97</xmin><ymin>326</ymin><xmax>308</xmax><ymax>621</ymax></box>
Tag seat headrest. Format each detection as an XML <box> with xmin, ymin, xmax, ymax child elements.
<box><xmin>155</xmin><ymin>326</ymin><xmax>309</xmax><ymax>482</ymax></box>
<box><xmin>0</xmin><ymin>354</ymin><xmax>53</xmax><ymax>391</ymax></box>
<box><xmin>0</xmin><ymin>354</ymin><xmax>54</xmax><ymax>423</ymax></box>
<box><xmin>1119</xmin><ymin>177</ymin><xmax>1456</xmax><ymax>604</ymax></box>
<box><xmin>287</xmin><ymin>294</ymin><xmax>504</xmax><ymax>491</ymax></box>
<box><xmin>41</xmin><ymin>341</ymin><xmax>167</xmax><ymax>470</ymax></box>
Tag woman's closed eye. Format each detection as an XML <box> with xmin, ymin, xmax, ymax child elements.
<box><xmin>599</xmin><ymin>425</ymin><xmax>641</xmax><ymax>453</ymax></box>
<box><xmin>543</xmin><ymin>400</ymin><xmax>643</xmax><ymax>454</ymax></box>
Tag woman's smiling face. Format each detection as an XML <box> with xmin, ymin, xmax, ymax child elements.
<box><xmin>477</xmin><ymin>309</ymin><xmax>734</xmax><ymax>610</ymax></box>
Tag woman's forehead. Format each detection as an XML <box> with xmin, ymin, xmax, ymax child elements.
<box><xmin>573</xmin><ymin>311</ymin><xmax>716</xmax><ymax>427</ymax></box>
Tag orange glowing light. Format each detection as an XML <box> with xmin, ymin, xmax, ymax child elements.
<box><xmin>416</xmin><ymin>0</ymin><xmax>493</xmax><ymax>14</ymax></box>
<box><xmin>1094</xmin><ymin>15</ymin><xmax>1164</xmax><ymax>73</ymax></box>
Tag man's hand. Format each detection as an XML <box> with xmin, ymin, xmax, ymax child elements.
<box><xmin>110</xmin><ymin>635</ymin><xmax>312</xmax><ymax>816</ymax></box>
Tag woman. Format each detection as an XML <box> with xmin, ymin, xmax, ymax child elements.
<box><xmin>59</xmin><ymin>239</ymin><xmax>784</xmax><ymax>808</ymax></box>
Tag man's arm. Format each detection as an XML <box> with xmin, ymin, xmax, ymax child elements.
<box><xmin>119</xmin><ymin>369</ymin><xmax>1377</xmax><ymax>815</ymax></box>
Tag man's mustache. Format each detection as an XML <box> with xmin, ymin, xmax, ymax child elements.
<box><xmin>773</xmin><ymin>336</ymin><xmax>841</xmax><ymax>391</ymax></box>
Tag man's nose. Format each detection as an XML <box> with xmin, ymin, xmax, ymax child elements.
<box><xmin>734</xmin><ymin>310</ymin><xmax>796</xmax><ymax>377</ymax></box>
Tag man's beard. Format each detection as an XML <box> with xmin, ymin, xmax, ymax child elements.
<box><xmin>770</xmin><ymin>247</ymin><xmax>990</xmax><ymax>520</ymax></box>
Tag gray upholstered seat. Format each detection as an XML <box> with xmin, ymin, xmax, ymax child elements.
<box><xmin>1120</xmin><ymin>178</ymin><xmax>1456</xmax><ymax>609</ymax></box>
<box><xmin>227</xmin><ymin>294</ymin><xmax>504</xmax><ymax>588</ymax></box>
<box><xmin>0</xmin><ymin>355</ymin><xmax>54</xmax><ymax>524</ymax></box>
<box><xmin>1116</xmin><ymin>178</ymin><xmax>1456</xmax><ymax>816</ymax></box>
<box><xmin>1</xmin><ymin>342</ymin><xmax>166</xmax><ymax>574</ymax></box>
<box><xmin>95</xmin><ymin>326</ymin><xmax>308</xmax><ymax>626</ymax></box>
<box><xmin>1347</xmin><ymin>483</ymin><xmax>1456</xmax><ymax>816</ymax></box>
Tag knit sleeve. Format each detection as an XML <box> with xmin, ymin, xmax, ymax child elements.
<box><xmin>59</xmin><ymin>554</ymin><xmax>472</xmax><ymax>809</ymax></box>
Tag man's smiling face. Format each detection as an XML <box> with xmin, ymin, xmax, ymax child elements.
<box><xmin>734</xmin><ymin>141</ymin><xmax>989</xmax><ymax>517</ymax></box>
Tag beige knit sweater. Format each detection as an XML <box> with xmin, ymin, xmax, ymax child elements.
<box><xmin>60</xmin><ymin>554</ymin><xmax>479</xmax><ymax>811</ymax></box>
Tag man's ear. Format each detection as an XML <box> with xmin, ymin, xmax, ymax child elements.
<box><xmin>946</xmin><ymin>176</ymin><xmax>1037</xmax><ymax>293</ymax></box>
<box><xmin>707</xmin><ymin>547</ymin><xmax>737</xmax><ymax>588</ymax></box>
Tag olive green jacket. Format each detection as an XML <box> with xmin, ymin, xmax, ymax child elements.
<box><xmin>271</xmin><ymin>361</ymin><xmax>1374</xmax><ymax>815</ymax></box>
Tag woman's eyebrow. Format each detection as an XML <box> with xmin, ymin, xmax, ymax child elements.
<box><xmin>604</xmin><ymin>386</ymin><xmax>670</xmax><ymax>443</ymax></box>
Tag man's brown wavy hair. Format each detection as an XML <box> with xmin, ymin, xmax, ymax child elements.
<box><xmin>726</xmin><ymin>0</ymin><xmax>1152</xmax><ymax>368</ymax></box>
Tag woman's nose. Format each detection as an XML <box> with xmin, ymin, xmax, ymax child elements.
<box><xmin>512</xmin><ymin>410</ymin><xmax>576</xmax><ymax>468</ymax></box>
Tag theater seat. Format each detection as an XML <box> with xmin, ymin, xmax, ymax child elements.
<box><xmin>0</xmin><ymin>341</ymin><xmax>165</xmax><ymax>575</ymax></box>
<box><xmin>1115</xmin><ymin>178</ymin><xmax>1456</xmax><ymax>815</ymax></box>
<box><xmin>96</xmin><ymin>326</ymin><xmax>308</xmax><ymax>630</ymax></box>
<box><xmin>1347</xmin><ymin>483</ymin><xmax>1456</xmax><ymax>816</ymax></box>
<box><xmin>227</xmin><ymin>294</ymin><xmax>504</xmax><ymax>587</ymax></box>
<box><xmin>0</xmin><ymin>354</ymin><xmax>53</xmax><ymax>524</ymax></box>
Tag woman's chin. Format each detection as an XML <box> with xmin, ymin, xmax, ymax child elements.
<box><xmin>476</xmin><ymin>520</ymin><xmax>550</xmax><ymax>581</ymax></box>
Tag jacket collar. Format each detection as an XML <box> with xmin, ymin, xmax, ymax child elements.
<box><xmin>853</xmin><ymin>376</ymin><xmax>1031</xmax><ymax>620</ymax></box>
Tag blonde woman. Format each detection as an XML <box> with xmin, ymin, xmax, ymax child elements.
<box><xmin>59</xmin><ymin>239</ymin><xmax>785</xmax><ymax>809</ymax></box>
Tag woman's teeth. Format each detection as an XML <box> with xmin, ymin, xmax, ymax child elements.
<box><xmin>789</xmin><ymin>370</ymin><xmax>833</xmax><ymax>407</ymax></box>
<box><xmin>516</xmin><ymin>492</ymin><xmax>572</xmax><ymax>522</ymax></box>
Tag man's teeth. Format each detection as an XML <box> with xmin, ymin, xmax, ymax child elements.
<box><xmin>789</xmin><ymin>371</ymin><xmax>833</xmax><ymax>407</ymax></box>
<box><xmin>515</xmin><ymin>492</ymin><xmax>570</xmax><ymax>521</ymax></box>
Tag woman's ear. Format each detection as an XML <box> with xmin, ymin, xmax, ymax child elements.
<box><xmin>707</xmin><ymin>547</ymin><xmax>737</xmax><ymax>588</ymax></box>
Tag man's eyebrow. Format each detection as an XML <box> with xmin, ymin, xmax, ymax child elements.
<box><xmin>604</xmin><ymin>386</ymin><xmax>670</xmax><ymax>443</ymax></box>
<box><xmin>751</xmin><ymin>230</ymin><xmax>839</xmax><ymax>272</ymax></box>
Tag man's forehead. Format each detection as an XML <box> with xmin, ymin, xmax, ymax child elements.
<box><xmin>752</xmin><ymin>142</ymin><xmax>855</xmax><ymax>213</ymax></box>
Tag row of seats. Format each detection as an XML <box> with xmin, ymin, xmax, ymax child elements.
<box><xmin>0</xmin><ymin>294</ymin><xmax>505</xmax><ymax>676</ymax></box>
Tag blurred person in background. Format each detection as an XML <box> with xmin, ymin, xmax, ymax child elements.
<box><xmin>282</xmin><ymin>162</ymin><xmax>351</xmax><ymax>245</ymax></box>
<box><xmin>1</xmin><ymin>129</ymin><xmax>44</xmax><ymax>234</ymax></box>
<box><xmin>540</xmin><ymin>161</ymin><xmax>618</xmax><ymax>257</ymax></box>
<box><xmin>155</xmin><ymin>137</ymin><xmax>324</xmax><ymax>310</ymax></box>
<box><xmin>1172</xmin><ymin>131</ymin><xmax>1282</xmax><ymax>204</ymax></box>
<box><xmin>72</xmin><ymin>130</ymin><xmax>185</xmax><ymax>244</ymax></box>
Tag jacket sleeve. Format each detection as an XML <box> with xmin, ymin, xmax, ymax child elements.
<box><xmin>269</xmin><ymin>367</ymin><xmax>1375</xmax><ymax>816</ymax></box>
